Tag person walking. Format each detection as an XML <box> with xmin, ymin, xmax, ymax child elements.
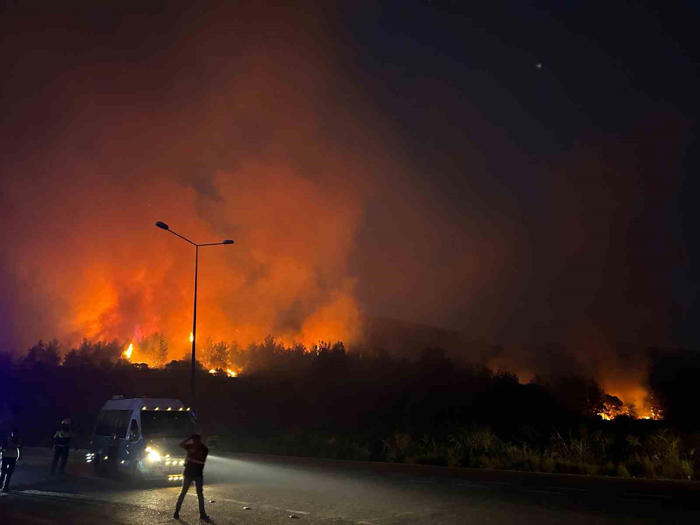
<box><xmin>51</xmin><ymin>418</ymin><xmax>72</xmax><ymax>476</ymax></box>
<box><xmin>173</xmin><ymin>433</ymin><xmax>210</xmax><ymax>522</ymax></box>
<box><xmin>0</xmin><ymin>429</ymin><xmax>21</xmax><ymax>492</ymax></box>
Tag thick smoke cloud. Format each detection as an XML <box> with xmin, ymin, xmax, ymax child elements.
<box><xmin>0</xmin><ymin>2</ymin><xmax>694</xmax><ymax>414</ymax></box>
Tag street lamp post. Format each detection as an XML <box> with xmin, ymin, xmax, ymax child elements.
<box><xmin>156</xmin><ymin>221</ymin><xmax>234</xmax><ymax>405</ymax></box>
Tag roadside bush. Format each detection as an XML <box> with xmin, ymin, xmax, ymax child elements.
<box><xmin>616</xmin><ymin>463</ymin><xmax>631</xmax><ymax>478</ymax></box>
<box><xmin>447</xmin><ymin>426</ymin><xmax>503</xmax><ymax>467</ymax></box>
<box><xmin>383</xmin><ymin>433</ymin><xmax>414</xmax><ymax>463</ymax></box>
<box><xmin>412</xmin><ymin>437</ymin><xmax>448</xmax><ymax>466</ymax></box>
<box><xmin>613</xmin><ymin>429</ymin><xmax>694</xmax><ymax>480</ymax></box>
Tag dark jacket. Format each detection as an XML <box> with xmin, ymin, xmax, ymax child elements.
<box><xmin>182</xmin><ymin>442</ymin><xmax>208</xmax><ymax>477</ymax></box>
<box><xmin>1</xmin><ymin>435</ymin><xmax>21</xmax><ymax>459</ymax></box>
<box><xmin>53</xmin><ymin>429</ymin><xmax>71</xmax><ymax>449</ymax></box>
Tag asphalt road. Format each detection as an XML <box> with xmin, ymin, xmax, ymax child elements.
<box><xmin>1</xmin><ymin>451</ymin><xmax>699</xmax><ymax>524</ymax></box>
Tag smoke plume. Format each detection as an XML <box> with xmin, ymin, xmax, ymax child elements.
<box><xmin>0</xmin><ymin>2</ymin><xmax>694</xmax><ymax>415</ymax></box>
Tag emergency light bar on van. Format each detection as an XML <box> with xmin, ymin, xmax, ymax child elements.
<box><xmin>141</xmin><ymin>406</ymin><xmax>190</xmax><ymax>411</ymax></box>
<box><xmin>133</xmin><ymin>399</ymin><xmax>189</xmax><ymax>411</ymax></box>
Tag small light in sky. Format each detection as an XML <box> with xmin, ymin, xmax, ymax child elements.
<box><xmin>536</xmin><ymin>63</ymin><xmax>543</xmax><ymax>70</ymax></box>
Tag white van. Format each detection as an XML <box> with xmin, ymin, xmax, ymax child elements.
<box><xmin>86</xmin><ymin>396</ymin><xmax>197</xmax><ymax>482</ymax></box>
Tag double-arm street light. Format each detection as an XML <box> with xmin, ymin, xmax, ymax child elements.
<box><xmin>155</xmin><ymin>221</ymin><xmax>234</xmax><ymax>405</ymax></box>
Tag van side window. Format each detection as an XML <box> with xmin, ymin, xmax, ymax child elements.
<box><xmin>95</xmin><ymin>410</ymin><xmax>131</xmax><ymax>437</ymax></box>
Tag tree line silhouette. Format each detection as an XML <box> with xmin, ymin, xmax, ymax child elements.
<box><xmin>1</xmin><ymin>338</ymin><xmax>698</xmax><ymax>479</ymax></box>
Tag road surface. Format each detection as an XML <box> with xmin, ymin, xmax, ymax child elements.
<box><xmin>1</xmin><ymin>450</ymin><xmax>698</xmax><ymax>524</ymax></box>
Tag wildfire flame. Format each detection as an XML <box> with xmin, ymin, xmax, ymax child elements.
<box><xmin>597</xmin><ymin>391</ymin><xmax>663</xmax><ymax>421</ymax></box>
<box><xmin>189</xmin><ymin>332</ymin><xmax>194</xmax><ymax>343</ymax></box>
<box><xmin>123</xmin><ymin>343</ymin><xmax>133</xmax><ymax>361</ymax></box>
<box><xmin>207</xmin><ymin>367</ymin><xmax>240</xmax><ymax>378</ymax></box>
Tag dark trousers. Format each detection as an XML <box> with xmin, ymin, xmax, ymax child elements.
<box><xmin>51</xmin><ymin>447</ymin><xmax>69</xmax><ymax>475</ymax></box>
<box><xmin>174</xmin><ymin>474</ymin><xmax>205</xmax><ymax>517</ymax></box>
<box><xmin>1</xmin><ymin>457</ymin><xmax>17</xmax><ymax>490</ymax></box>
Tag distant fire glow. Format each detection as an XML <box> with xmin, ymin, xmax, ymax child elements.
<box><xmin>189</xmin><ymin>332</ymin><xmax>194</xmax><ymax>343</ymax></box>
<box><xmin>597</xmin><ymin>391</ymin><xmax>663</xmax><ymax>421</ymax></box>
<box><xmin>207</xmin><ymin>367</ymin><xmax>240</xmax><ymax>378</ymax></box>
<box><xmin>123</xmin><ymin>343</ymin><xmax>133</xmax><ymax>361</ymax></box>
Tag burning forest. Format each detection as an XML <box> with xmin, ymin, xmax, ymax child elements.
<box><xmin>13</xmin><ymin>332</ymin><xmax>668</xmax><ymax>425</ymax></box>
<box><xmin>2</xmin><ymin>336</ymin><xmax>697</xmax><ymax>481</ymax></box>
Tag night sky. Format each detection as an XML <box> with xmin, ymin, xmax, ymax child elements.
<box><xmin>1</xmin><ymin>1</ymin><xmax>698</xmax><ymax>364</ymax></box>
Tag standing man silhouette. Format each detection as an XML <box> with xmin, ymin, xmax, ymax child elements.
<box><xmin>1</xmin><ymin>428</ymin><xmax>21</xmax><ymax>492</ymax></box>
<box><xmin>173</xmin><ymin>433</ymin><xmax>210</xmax><ymax>522</ymax></box>
<box><xmin>51</xmin><ymin>418</ymin><xmax>72</xmax><ymax>475</ymax></box>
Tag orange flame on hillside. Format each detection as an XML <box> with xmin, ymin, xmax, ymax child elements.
<box><xmin>123</xmin><ymin>343</ymin><xmax>134</xmax><ymax>361</ymax></box>
<box><xmin>207</xmin><ymin>367</ymin><xmax>241</xmax><ymax>378</ymax></box>
<box><xmin>597</xmin><ymin>388</ymin><xmax>663</xmax><ymax>421</ymax></box>
<box><xmin>598</xmin><ymin>380</ymin><xmax>663</xmax><ymax>420</ymax></box>
<box><xmin>487</xmin><ymin>354</ymin><xmax>663</xmax><ymax>421</ymax></box>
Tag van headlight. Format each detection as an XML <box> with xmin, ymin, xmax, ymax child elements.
<box><xmin>145</xmin><ymin>446</ymin><xmax>162</xmax><ymax>462</ymax></box>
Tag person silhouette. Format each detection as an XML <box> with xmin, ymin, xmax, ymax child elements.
<box><xmin>173</xmin><ymin>433</ymin><xmax>210</xmax><ymax>522</ymax></box>
<box><xmin>1</xmin><ymin>428</ymin><xmax>21</xmax><ymax>492</ymax></box>
<box><xmin>51</xmin><ymin>419</ymin><xmax>72</xmax><ymax>475</ymax></box>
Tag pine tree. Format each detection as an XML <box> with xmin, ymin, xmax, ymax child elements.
<box><xmin>157</xmin><ymin>333</ymin><xmax>169</xmax><ymax>366</ymax></box>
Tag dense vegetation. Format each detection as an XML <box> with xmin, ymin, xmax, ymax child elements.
<box><xmin>1</xmin><ymin>339</ymin><xmax>698</xmax><ymax>480</ymax></box>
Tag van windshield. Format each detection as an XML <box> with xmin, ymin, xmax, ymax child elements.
<box><xmin>141</xmin><ymin>411</ymin><xmax>196</xmax><ymax>438</ymax></box>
